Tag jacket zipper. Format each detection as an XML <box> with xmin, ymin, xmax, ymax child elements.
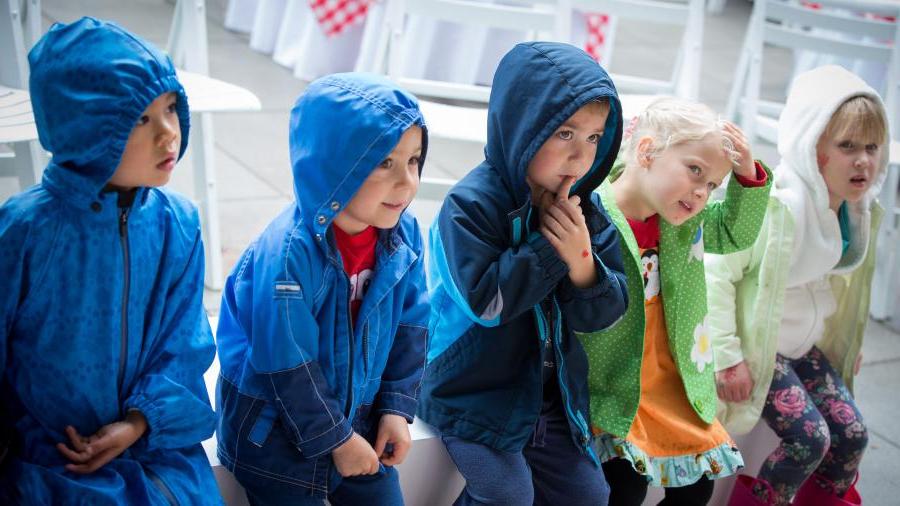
<box><xmin>343</xmin><ymin>272</ymin><xmax>355</xmax><ymax>416</ymax></box>
<box><xmin>363</xmin><ymin>322</ymin><xmax>369</xmax><ymax>375</ymax></box>
<box><xmin>117</xmin><ymin>207</ymin><xmax>130</xmax><ymax>401</ymax></box>
<box><xmin>548</xmin><ymin>298</ymin><xmax>599</xmax><ymax>464</ymax></box>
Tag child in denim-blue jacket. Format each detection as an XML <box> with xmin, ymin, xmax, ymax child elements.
<box><xmin>215</xmin><ymin>73</ymin><xmax>430</xmax><ymax>505</ymax></box>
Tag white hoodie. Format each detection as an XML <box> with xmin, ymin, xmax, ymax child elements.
<box><xmin>773</xmin><ymin>65</ymin><xmax>889</xmax><ymax>359</ymax></box>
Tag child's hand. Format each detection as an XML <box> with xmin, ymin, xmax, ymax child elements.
<box><xmin>715</xmin><ymin>361</ymin><xmax>754</xmax><ymax>403</ymax></box>
<box><xmin>538</xmin><ymin>178</ymin><xmax>596</xmax><ymax>288</ymax></box>
<box><xmin>56</xmin><ymin>410</ymin><xmax>147</xmax><ymax>474</ymax></box>
<box><xmin>374</xmin><ymin>414</ymin><xmax>412</xmax><ymax>467</ymax></box>
<box><xmin>332</xmin><ymin>432</ymin><xmax>380</xmax><ymax>477</ymax></box>
<box><xmin>722</xmin><ymin>122</ymin><xmax>756</xmax><ymax>179</ymax></box>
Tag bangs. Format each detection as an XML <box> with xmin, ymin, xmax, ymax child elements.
<box><xmin>822</xmin><ymin>95</ymin><xmax>887</xmax><ymax>145</ymax></box>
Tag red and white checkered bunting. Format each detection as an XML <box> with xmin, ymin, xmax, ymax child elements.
<box><xmin>585</xmin><ymin>13</ymin><xmax>611</xmax><ymax>63</ymax></box>
<box><xmin>309</xmin><ymin>0</ymin><xmax>374</xmax><ymax>37</ymax></box>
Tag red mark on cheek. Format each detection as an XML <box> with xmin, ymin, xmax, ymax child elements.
<box><xmin>582</xmin><ymin>249</ymin><xmax>590</xmax><ymax>258</ymax></box>
<box><xmin>817</xmin><ymin>153</ymin><xmax>829</xmax><ymax>169</ymax></box>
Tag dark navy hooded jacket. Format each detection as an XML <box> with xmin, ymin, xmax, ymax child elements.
<box><xmin>0</xmin><ymin>18</ymin><xmax>220</xmax><ymax>505</ymax></box>
<box><xmin>214</xmin><ymin>73</ymin><xmax>430</xmax><ymax>496</ymax></box>
<box><xmin>417</xmin><ymin>42</ymin><xmax>628</xmax><ymax>461</ymax></box>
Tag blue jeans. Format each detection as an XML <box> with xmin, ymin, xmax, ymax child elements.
<box><xmin>442</xmin><ymin>403</ymin><xmax>610</xmax><ymax>506</ymax></box>
<box><xmin>245</xmin><ymin>464</ymin><xmax>403</xmax><ymax>506</ymax></box>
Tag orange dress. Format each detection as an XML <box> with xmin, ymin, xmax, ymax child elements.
<box><xmin>595</xmin><ymin>216</ymin><xmax>742</xmax><ymax>487</ymax></box>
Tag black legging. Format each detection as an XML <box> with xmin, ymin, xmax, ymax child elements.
<box><xmin>602</xmin><ymin>457</ymin><xmax>714</xmax><ymax>506</ymax></box>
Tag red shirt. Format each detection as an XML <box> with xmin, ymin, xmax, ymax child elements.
<box><xmin>333</xmin><ymin>225</ymin><xmax>378</xmax><ymax>326</ymax></box>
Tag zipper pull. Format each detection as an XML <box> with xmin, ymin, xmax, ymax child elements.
<box><xmin>119</xmin><ymin>208</ymin><xmax>129</xmax><ymax>236</ymax></box>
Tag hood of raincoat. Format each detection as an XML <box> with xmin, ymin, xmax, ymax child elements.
<box><xmin>484</xmin><ymin>41</ymin><xmax>623</xmax><ymax>207</ymax></box>
<box><xmin>775</xmin><ymin>65</ymin><xmax>890</xmax><ymax>285</ymax></box>
<box><xmin>288</xmin><ymin>72</ymin><xmax>428</xmax><ymax>240</ymax></box>
<box><xmin>28</xmin><ymin>16</ymin><xmax>190</xmax><ymax>210</ymax></box>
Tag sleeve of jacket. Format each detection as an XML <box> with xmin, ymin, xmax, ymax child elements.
<box><xmin>705</xmin><ymin>233</ymin><xmax>762</xmax><ymax>372</ymax></box>
<box><xmin>701</xmin><ymin>161</ymin><xmax>773</xmax><ymax>255</ymax></box>
<box><xmin>430</xmin><ymin>190</ymin><xmax>570</xmax><ymax>327</ymax></box>
<box><xmin>124</xmin><ymin>225</ymin><xmax>218</xmax><ymax>452</ymax></box>
<box><xmin>222</xmin><ymin>237</ymin><xmax>352</xmax><ymax>459</ymax></box>
<box><xmin>556</xmin><ymin>195</ymin><xmax>628</xmax><ymax>333</ymax></box>
<box><xmin>375</xmin><ymin>221</ymin><xmax>429</xmax><ymax>422</ymax></box>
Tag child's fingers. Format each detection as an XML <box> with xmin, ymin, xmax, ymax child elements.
<box><xmin>555</xmin><ymin>198</ymin><xmax>585</xmax><ymax>225</ymax></box>
<box><xmin>65</xmin><ymin>447</ymin><xmax>119</xmax><ymax>475</ymax></box>
<box><xmin>65</xmin><ymin>426</ymin><xmax>89</xmax><ymax>453</ymax></box>
<box><xmin>542</xmin><ymin>212</ymin><xmax>568</xmax><ymax>239</ymax></box>
<box><xmin>84</xmin><ymin>432</ymin><xmax>117</xmax><ymax>456</ymax></box>
<box><xmin>556</xmin><ymin>176</ymin><xmax>576</xmax><ymax>201</ymax></box>
<box><xmin>373</xmin><ymin>431</ymin><xmax>389</xmax><ymax>459</ymax></box>
<box><xmin>56</xmin><ymin>442</ymin><xmax>92</xmax><ymax>463</ymax></box>
<box><xmin>382</xmin><ymin>440</ymin><xmax>411</xmax><ymax>467</ymax></box>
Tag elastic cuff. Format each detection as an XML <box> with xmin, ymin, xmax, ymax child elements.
<box><xmin>375</xmin><ymin>392</ymin><xmax>417</xmax><ymax>423</ymax></box>
<box><xmin>296</xmin><ymin>417</ymin><xmax>354</xmax><ymax>458</ymax></box>
<box><xmin>124</xmin><ymin>394</ymin><xmax>157</xmax><ymax>451</ymax></box>
<box><xmin>530</xmin><ymin>234</ymin><xmax>569</xmax><ymax>281</ymax></box>
<box><xmin>557</xmin><ymin>255</ymin><xmax>612</xmax><ymax>302</ymax></box>
<box><xmin>733</xmin><ymin>161</ymin><xmax>768</xmax><ymax>187</ymax></box>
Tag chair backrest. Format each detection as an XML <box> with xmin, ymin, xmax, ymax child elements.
<box><xmin>167</xmin><ymin>0</ymin><xmax>210</xmax><ymax>74</ymax></box>
<box><xmin>569</xmin><ymin>0</ymin><xmax>705</xmax><ymax>100</ymax></box>
<box><xmin>0</xmin><ymin>0</ymin><xmax>40</xmax><ymax>89</ymax></box>
<box><xmin>728</xmin><ymin>0</ymin><xmax>900</xmax><ymax>143</ymax></box>
<box><xmin>378</xmin><ymin>0</ymin><xmax>565</xmax><ymax>104</ymax></box>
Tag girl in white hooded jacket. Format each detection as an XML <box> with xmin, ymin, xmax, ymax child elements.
<box><xmin>705</xmin><ymin>65</ymin><xmax>890</xmax><ymax>506</ymax></box>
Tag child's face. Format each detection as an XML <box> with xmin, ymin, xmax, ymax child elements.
<box><xmin>107</xmin><ymin>92</ymin><xmax>181</xmax><ymax>191</ymax></box>
<box><xmin>526</xmin><ymin>102</ymin><xmax>608</xmax><ymax>198</ymax></box>
<box><xmin>816</xmin><ymin>133</ymin><xmax>881</xmax><ymax>206</ymax></box>
<box><xmin>639</xmin><ymin>134</ymin><xmax>731</xmax><ymax>226</ymax></box>
<box><xmin>333</xmin><ymin>125</ymin><xmax>423</xmax><ymax>235</ymax></box>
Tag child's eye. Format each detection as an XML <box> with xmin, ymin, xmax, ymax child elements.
<box><xmin>839</xmin><ymin>141</ymin><xmax>854</xmax><ymax>150</ymax></box>
<box><xmin>587</xmin><ymin>133</ymin><xmax>601</xmax><ymax>144</ymax></box>
<box><xmin>379</xmin><ymin>158</ymin><xmax>393</xmax><ymax>169</ymax></box>
<box><xmin>136</xmin><ymin>115</ymin><xmax>150</xmax><ymax>126</ymax></box>
<box><xmin>407</xmin><ymin>156</ymin><xmax>420</xmax><ymax>166</ymax></box>
<box><xmin>557</xmin><ymin>130</ymin><xmax>574</xmax><ymax>141</ymax></box>
<box><xmin>707</xmin><ymin>181</ymin><xmax>717</xmax><ymax>191</ymax></box>
<box><xmin>167</xmin><ymin>102</ymin><xmax>178</xmax><ymax>114</ymax></box>
<box><xmin>865</xmin><ymin>144</ymin><xmax>879</xmax><ymax>153</ymax></box>
<box><xmin>689</xmin><ymin>165</ymin><xmax>702</xmax><ymax>175</ymax></box>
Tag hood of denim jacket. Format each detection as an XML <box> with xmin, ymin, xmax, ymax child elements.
<box><xmin>28</xmin><ymin>16</ymin><xmax>190</xmax><ymax>210</ymax></box>
<box><xmin>484</xmin><ymin>41</ymin><xmax>623</xmax><ymax>208</ymax></box>
<box><xmin>288</xmin><ymin>72</ymin><xmax>428</xmax><ymax>239</ymax></box>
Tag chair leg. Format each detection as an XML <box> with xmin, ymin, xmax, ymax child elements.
<box><xmin>191</xmin><ymin>112</ymin><xmax>224</xmax><ymax>290</ymax></box>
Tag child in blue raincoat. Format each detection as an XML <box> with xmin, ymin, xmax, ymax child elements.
<box><xmin>0</xmin><ymin>18</ymin><xmax>221</xmax><ymax>505</ymax></box>
<box><xmin>214</xmin><ymin>73</ymin><xmax>430</xmax><ymax>505</ymax></box>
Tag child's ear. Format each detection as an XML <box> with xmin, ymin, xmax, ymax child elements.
<box><xmin>636</xmin><ymin>136</ymin><xmax>655</xmax><ymax>168</ymax></box>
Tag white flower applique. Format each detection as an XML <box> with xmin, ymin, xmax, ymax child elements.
<box><xmin>690</xmin><ymin>224</ymin><xmax>704</xmax><ymax>262</ymax></box>
<box><xmin>691</xmin><ymin>317</ymin><xmax>713</xmax><ymax>373</ymax></box>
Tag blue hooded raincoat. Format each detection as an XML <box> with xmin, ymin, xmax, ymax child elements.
<box><xmin>0</xmin><ymin>18</ymin><xmax>220</xmax><ymax>505</ymax></box>
<box><xmin>417</xmin><ymin>42</ymin><xmax>628</xmax><ymax>463</ymax></box>
<box><xmin>214</xmin><ymin>73</ymin><xmax>430</xmax><ymax>497</ymax></box>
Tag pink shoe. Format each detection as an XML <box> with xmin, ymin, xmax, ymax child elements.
<box><xmin>729</xmin><ymin>475</ymin><xmax>776</xmax><ymax>506</ymax></box>
<box><xmin>792</xmin><ymin>473</ymin><xmax>861</xmax><ymax>505</ymax></box>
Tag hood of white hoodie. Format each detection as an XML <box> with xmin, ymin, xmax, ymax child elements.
<box><xmin>774</xmin><ymin>65</ymin><xmax>890</xmax><ymax>287</ymax></box>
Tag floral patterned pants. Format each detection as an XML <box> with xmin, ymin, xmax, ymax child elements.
<box><xmin>755</xmin><ymin>346</ymin><xmax>868</xmax><ymax>505</ymax></box>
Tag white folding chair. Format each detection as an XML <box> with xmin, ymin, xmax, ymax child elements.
<box><xmin>725</xmin><ymin>0</ymin><xmax>900</xmax><ymax>144</ymax></box>
<box><xmin>167</xmin><ymin>0</ymin><xmax>262</xmax><ymax>290</ymax></box>
<box><xmin>0</xmin><ymin>0</ymin><xmax>46</xmax><ymax>194</ymax></box>
<box><xmin>375</xmin><ymin>0</ymin><xmax>565</xmax><ymax>145</ymax></box>
<box><xmin>570</xmin><ymin>0</ymin><xmax>706</xmax><ymax>101</ymax></box>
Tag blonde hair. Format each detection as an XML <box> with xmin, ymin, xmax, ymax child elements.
<box><xmin>821</xmin><ymin>95</ymin><xmax>887</xmax><ymax>145</ymax></box>
<box><xmin>623</xmin><ymin>97</ymin><xmax>738</xmax><ymax>166</ymax></box>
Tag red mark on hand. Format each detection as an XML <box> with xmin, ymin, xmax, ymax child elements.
<box><xmin>582</xmin><ymin>249</ymin><xmax>590</xmax><ymax>258</ymax></box>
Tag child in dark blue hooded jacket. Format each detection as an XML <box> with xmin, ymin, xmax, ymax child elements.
<box><xmin>214</xmin><ymin>73</ymin><xmax>430</xmax><ymax>505</ymax></box>
<box><xmin>0</xmin><ymin>18</ymin><xmax>221</xmax><ymax>505</ymax></box>
<box><xmin>417</xmin><ymin>42</ymin><xmax>628</xmax><ymax>505</ymax></box>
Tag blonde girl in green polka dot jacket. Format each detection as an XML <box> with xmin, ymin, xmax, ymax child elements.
<box><xmin>580</xmin><ymin>98</ymin><xmax>773</xmax><ymax>502</ymax></box>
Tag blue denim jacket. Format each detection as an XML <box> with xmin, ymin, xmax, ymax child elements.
<box><xmin>215</xmin><ymin>73</ymin><xmax>430</xmax><ymax>496</ymax></box>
